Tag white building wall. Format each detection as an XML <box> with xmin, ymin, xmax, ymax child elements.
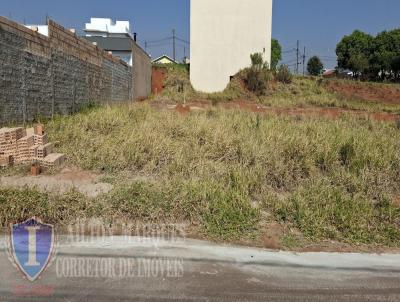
<box><xmin>190</xmin><ymin>0</ymin><xmax>273</xmax><ymax>93</ymax></box>
<box><xmin>25</xmin><ymin>25</ymin><xmax>49</xmax><ymax>37</ymax></box>
<box><xmin>85</xmin><ymin>18</ymin><xmax>130</xmax><ymax>36</ymax></box>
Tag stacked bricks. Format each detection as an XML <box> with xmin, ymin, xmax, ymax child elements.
<box><xmin>42</xmin><ymin>153</ymin><xmax>66</xmax><ymax>168</ymax></box>
<box><xmin>29</xmin><ymin>146</ymin><xmax>38</xmax><ymax>158</ymax></box>
<box><xmin>34</xmin><ymin>134</ymin><xmax>49</xmax><ymax>146</ymax></box>
<box><xmin>0</xmin><ymin>155</ymin><xmax>13</xmax><ymax>167</ymax></box>
<box><xmin>16</xmin><ymin>135</ymin><xmax>35</xmax><ymax>163</ymax></box>
<box><xmin>0</xmin><ymin>124</ymin><xmax>65</xmax><ymax>168</ymax></box>
<box><xmin>0</xmin><ymin>128</ymin><xmax>25</xmax><ymax>157</ymax></box>
<box><xmin>37</xmin><ymin>143</ymin><xmax>54</xmax><ymax>159</ymax></box>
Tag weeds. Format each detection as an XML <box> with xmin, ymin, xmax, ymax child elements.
<box><xmin>151</xmin><ymin>58</ymin><xmax>400</xmax><ymax>116</ymax></box>
<box><xmin>2</xmin><ymin>100</ymin><xmax>400</xmax><ymax>246</ymax></box>
<box><xmin>275</xmin><ymin>65</ymin><xmax>293</xmax><ymax>84</ymax></box>
<box><xmin>273</xmin><ymin>179</ymin><xmax>400</xmax><ymax>245</ymax></box>
<box><xmin>37</xmin><ymin>104</ymin><xmax>400</xmax><ymax>244</ymax></box>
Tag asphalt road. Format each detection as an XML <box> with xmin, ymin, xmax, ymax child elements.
<box><xmin>1</xmin><ymin>236</ymin><xmax>400</xmax><ymax>301</ymax></box>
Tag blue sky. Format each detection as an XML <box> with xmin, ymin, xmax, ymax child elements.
<box><xmin>1</xmin><ymin>0</ymin><xmax>399</xmax><ymax>69</ymax></box>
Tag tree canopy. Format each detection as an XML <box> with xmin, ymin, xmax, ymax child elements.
<box><xmin>271</xmin><ymin>39</ymin><xmax>282</xmax><ymax>70</ymax></box>
<box><xmin>307</xmin><ymin>56</ymin><xmax>324</xmax><ymax>76</ymax></box>
<box><xmin>336</xmin><ymin>29</ymin><xmax>400</xmax><ymax>81</ymax></box>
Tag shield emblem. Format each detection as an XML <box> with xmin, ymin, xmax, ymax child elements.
<box><xmin>10</xmin><ymin>218</ymin><xmax>55</xmax><ymax>282</ymax></box>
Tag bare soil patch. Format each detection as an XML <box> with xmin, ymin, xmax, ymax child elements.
<box><xmin>152</xmin><ymin>99</ymin><xmax>400</xmax><ymax>122</ymax></box>
<box><xmin>325</xmin><ymin>80</ymin><xmax>400</xmax><ymax>105</ymax></box>
<box><xmin>0</xmin><ymin>167</ymin><xmax>113</xmax><ymax>197</ymax></box>
<box><xmin>151</xmin><ymin>66</ymin><xmax>167</xmax><ymax>94</ymax></box>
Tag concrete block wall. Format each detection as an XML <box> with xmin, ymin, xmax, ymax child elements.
<box><xmin>0</xmin><ymin>17</ymin><xmax>133</xmax><ymax>124</ymax></box>
<box><xmin>132</xmin><ymin>43</ymin><xmax>151</xmax><ymax>100</ymax></box>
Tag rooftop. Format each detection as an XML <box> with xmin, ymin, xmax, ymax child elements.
<box><xmin>84</xmin><ymin>18</ymin><xmax>131</xmax><ymax>36</ymax></box>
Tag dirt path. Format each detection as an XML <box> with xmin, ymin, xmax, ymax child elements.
<box><xmin>0</xmin><ymin>167</ymin><xmax>113</xmax><ymax>197</ymax></box>
<box><xmin>152</xmin><ymin>99</ymin><xmax>400</xmax><ymax>122</ymax></box>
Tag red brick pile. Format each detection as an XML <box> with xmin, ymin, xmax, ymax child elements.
<box><xmin>0</xmin><ymin>124</ymin><xmax>65</xmax><ymax>168</ymax></box>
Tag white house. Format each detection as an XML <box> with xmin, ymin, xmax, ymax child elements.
<box><xmin>24</xmin><ymin>25</ymin><xmax>49</xmax><ymax>36</ymax></box>
<box><xmin>190</xmin><ymin>0</ymin><xmax>273</xmax><ymax>93</ymax></box>
<box><xmin>84</xmin><ymin>18</ymin><xmax>131</xmax><ymax>38</ymax></box>
<box><xmin>152</xmin><ymin>55</ymin><xmax>177</xmax><ymax>65</ymax></box>
<box><xmin>83</xmin><ymin>18</ymin><xmax>136</xmax><ymax>66</ymax></box>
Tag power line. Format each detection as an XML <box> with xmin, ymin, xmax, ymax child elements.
<box><xmin>282</xmin><ymin>49</ymin><xmax>296</xmax><ymax>54</ymax></box>
<box><xmin>172</xmin><ymin>29</ymin><xmax>176</xmax><ymax>61</ymax></box>
<box><xmin>176</xmin><ymin>37</ymin><xmax>190</xmax><ymax>44</ymax></box>
<box><xmin>143</xmin><ymin>32</ymin><xmax>189</xmax><ymax>61</ymax></box>
<box><xmin>146</xmin><ymin>37</ymin><xmax>173</xmax><ymax>44</ymax></box>
<box><xmin>296</xmin><ymin>40</ymin><xmax>300</xmax><ymax>74</ymax></box>
<box><xmin>146</xmin><ymin>42</ymin><xmax>172</xmax><ymax>49</ymax></box>
<box><xmin>281</xmin><ymin>59</ymin><xmax>298</xmax><ymax>65</ymax></box>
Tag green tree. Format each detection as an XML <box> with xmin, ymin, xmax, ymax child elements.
<box><xmin>392</xmin><ymin>56</ymin><xmax>400</xmax><ymax>80</ymax></box>
<box><xmin>370</xmin><ymin>29</ymin><xmax>400</xmax><ymax>80</ymax></box>
<box><xmin>271</xmin><ymin>39</ymin><xmax>282</xmax><ymax>70</ymax></box>
<box><xmin>307</xmin><ymin>56</ymin><xmax>324</xmax><ymax>76</ymax></box>
<box><xmin>348</xmin><ymin>53</ymin><xmax>370</xmax><ymax>78</ymax></box>
<box><xmin>336</xmin><ymin>30</ymin><xmax>374</xmax><ymax>77</ymax></box>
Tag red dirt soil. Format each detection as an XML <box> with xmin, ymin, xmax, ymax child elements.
<box><xmin>152</xmin><ymin>99</ymin><xmax>400</xmax><ymax>122</ymax></box>
<box><xmin>324</xmin><ymin>80</ymin><xmax>400</xmax><ymax>105</ymax></box>
<box><xmin>151</xmin><ymin>67</ymin><xmax>167</xmax><ymax>94</ymax></box>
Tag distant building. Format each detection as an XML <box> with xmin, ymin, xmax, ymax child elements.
<box><xmin>322</xmin><ymin>69</ymin><xmax>336</xmax><ymax>78</ymax></box>
<box><xmin>83</xmin><ymin>18</ymin><xmax>139</xmax><ymax>66</ymax></box>
<box><xmin>83</xmin><ymin>17</ymin><xmax>152</xmax><ymax>99</ymax></box>
<box><xmin>322</xmin><ymin>68</ymin><xmax>354</xmax><ymax>79</ymax></box>
<box><xmin>84</xmin><ymin>18</ymin><xmax>131</xmax><ymax>38</ymax></box>
<box><xmin>24</xmin><ymin>25</ymin><xmax>49</xmax><ymax>36</ymax></box>
<box><xmin>152</xmin><ymin>55</ymin><xmax>177</xmax><ymax>65</ymax></box>
<box><xmin>190</xmin><ymin>0</ymin><xmax>273</xmax><ymax>93</ymax></box>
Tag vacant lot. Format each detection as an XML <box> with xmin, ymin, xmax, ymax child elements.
<box><xmin>1</xmin><ymin>65</ymin><xmax>400</xmax><ymax>251</ymax></box>
<box><xmin>1</xmin><ymin>99</ymin><xmax>399</xmax><ymax>251</ymax></box>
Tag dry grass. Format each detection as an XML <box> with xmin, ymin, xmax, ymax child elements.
<box><xmin>13</xmin><ymin>103</ymin><xmax>395</xmax><ymax>245</ymax></box>
<box><xmin>1</xmin><ymin>66</ymin><xmax>400</xmax><ymax>246</ymax></box>
<box><xmin>151</xmin><ymin>65</ymin><xmax>400</xmax><ymax>114</ymax></box>
<box><xmin>261</xmin><ymin>77</ymin><xmax>400</xmax><ymax>114</ymax></box>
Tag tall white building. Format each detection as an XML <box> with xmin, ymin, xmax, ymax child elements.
<box><xmin>190</xmin><ymin>0</ymin><xmax>273</xmax><ymax>93</ymax></box>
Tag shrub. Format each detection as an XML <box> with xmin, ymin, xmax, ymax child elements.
<box><xmin>396</xmin><ymin>120</ymin><xmax>400</xmax><ymax>130</ymax></box>
<box><xmin>250</xmin><ymin>53</ymin><xmax>265</xmax><ymax>69</ymax></box>
<box><xmin>275</xmin><ymin>65</ymin><xmax>293</xmax><ymax>84</ymax></box>
<box><xmin>245</xmin><ymin>68</ymin><xmax>271</xmax><ymax>96</ymax></box>
<box><xmin>244</xmin><ymin>53</ymin><xmax>273</xmax><ymax>96</ymax></box>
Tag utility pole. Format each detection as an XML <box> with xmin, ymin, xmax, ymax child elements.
<box><xmin>145</xmin><ymin>41</ymin><xmax>147</xmax><ymax>53</ymax></box>
<box><xmin>172</xmin><ymin>29</ymin><xmax>176</xmax><ymax>62</ymax></box>
<box><xmin>303</xmin><ymin>47</ymin><xmax>306</xmax><ymax>75</ymax></box>
<box><xmin>296</xmin><ymin>40</ymin><xmax>300</xmax><ymax>74</ymax></box>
